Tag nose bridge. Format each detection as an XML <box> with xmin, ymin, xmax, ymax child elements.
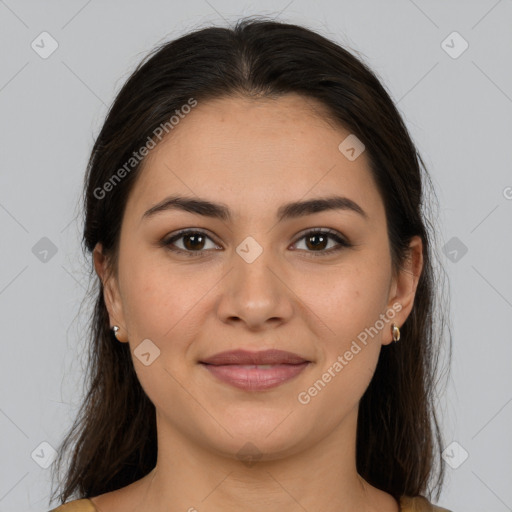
<box><xmin>216</xmin><ymin>235</ymin><xmax>293</xmax><ymax>327</ymax></box>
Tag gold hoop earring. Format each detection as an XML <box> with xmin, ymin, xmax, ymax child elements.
<box><xmin>391</xmin><ymin>323</ymin><xmax>400</xmax><ymax>343</ymax></box>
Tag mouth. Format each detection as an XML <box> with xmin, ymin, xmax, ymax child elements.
<box><xmin>199</xmin><ymin>349</ymin><xmax>311</xmax><ymax>391</ymax></box>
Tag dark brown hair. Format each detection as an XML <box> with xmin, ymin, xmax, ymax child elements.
<box><xmin>50</xmin><ymin>16</ymin><xmax>451</xmax><ymax>507</ymax></box>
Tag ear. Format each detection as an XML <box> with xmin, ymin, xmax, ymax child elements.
<box><xmin>93</xmin><ymin>242</ymin><xmax>128</xmax><ymax>343</ymax></box>
<box><xmin>383</xmin><ymin>235</ymin><xmax>423</xmax><ymax>345</ymax></box>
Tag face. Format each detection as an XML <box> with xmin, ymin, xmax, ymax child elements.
<box><xmin>94</xmin><ymin>93</ymin><xmax>422</xmax><ymax>461</ymax></box>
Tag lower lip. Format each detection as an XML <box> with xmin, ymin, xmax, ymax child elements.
<box><xmin>200</xmin><ymin>362</ymin><xmax>310</xmax><ymax>391</ymax></box>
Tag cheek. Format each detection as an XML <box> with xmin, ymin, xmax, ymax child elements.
<box><xmin>118</xmin><ymin>251</ymin><xmax>188</xmax><ymax>341</ymax></box>
<box><xmin>298</xmin><ymin>272</ymin><xmax>387</xmax><ymax>421</ymax></box>
<box><xmin>305</xmin><ymin>259</ymin><xmax>390</xmax><ymax>337</ymax></box>
<box><xmin>119</xmin><ymin>263</ymin><xmax>204</xmax><ymax>403</ymax></box>
<box><xmin>307</xmin><ymin>258</ymin><xmax>391</xmax><ymax>390</ymax></box>
<box><xmin>119</xmin><ymin>253</ymin><xmax>220</xmax><ymax>355</ymax></box>
<box><xmin>297</xmin><ymin>345</ymin><xmax>379</xmax><ymax>436</ymax></box>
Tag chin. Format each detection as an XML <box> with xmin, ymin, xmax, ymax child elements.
<box><xmin>201</xmin><ymin>411</ymin><xmax>312</xmax><ymax>462</ymax></box>
<box><xmin>211</xmin><ymin>432</ymin><xmax>308</xmax><ymax>465</ymax></box>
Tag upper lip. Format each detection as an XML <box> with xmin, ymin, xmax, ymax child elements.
<box><xmin>200</xmin><ymin>349</ymin><xmax>309</xmax><ymax>365</ymax></box>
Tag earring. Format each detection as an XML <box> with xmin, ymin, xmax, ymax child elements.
<box><xmin>112</xmin><ymin>325</ymin><xmax>120</xmax><ymax>341</ymax></box>
<box><xmin>391</xmin><ymin>323</ymin><xmax>400</xmax><ymax>343</ymax></box>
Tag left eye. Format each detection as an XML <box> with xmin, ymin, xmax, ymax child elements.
<box><xmin>161</xmin><ymin>229</ymin><xmax>351</xmax><ymax>257</ymax></box>
<box><xmin>292</xmin><ymin>229</ymin><xmax>351</xmax><ymax>255</ymax></box>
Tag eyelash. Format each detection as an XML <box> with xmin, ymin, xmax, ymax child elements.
<box><xmin>161</xmin><ymin>228</ymin><xmax>352</xmax><ymax>258</ymax></box>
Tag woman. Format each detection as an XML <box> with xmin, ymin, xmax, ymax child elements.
<box><xmin>49</xmin><ymin>17</ymin><xmax>452</xmax><ymax>512</ymax></box>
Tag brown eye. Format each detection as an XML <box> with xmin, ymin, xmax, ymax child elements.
<box><xmin>162</xmin><ymin>228</ymin><xmax>351</xmax><ymax>258</ymax></box>
<box><xmin>181</xmin><ymin>233</ymin><xmax>206</xmax><ymax>251</ymax></box>
<box><xmin>162</xmin><ymin>229</ymin><xmax>220</xmax><ymax>257</ymax></box>
<box><xmin>292</xmin><ymin>229</ymin><xmax>351</xmax><ymax>256</ymax></box>
<box><xmin>305</xmin><ymin>232</ymin><xmax>329</xmax><ymax>250</ymax></box>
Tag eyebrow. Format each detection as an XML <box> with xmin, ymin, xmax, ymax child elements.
<box><xmin>141</xmin><ymin>194</ymin><xmax>368</xmax><ymax>223</ymax></box>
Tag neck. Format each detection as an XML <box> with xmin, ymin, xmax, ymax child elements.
<box><xmin>129</xmin><ymin>407</ymin><xmax>398</xmax><ymax>512</ymax></box>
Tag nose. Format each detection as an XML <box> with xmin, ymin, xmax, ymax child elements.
<box><xmin>215</xmin><ymin>246</ymin><xmax>294</xmax><ymax>331</ymax></box>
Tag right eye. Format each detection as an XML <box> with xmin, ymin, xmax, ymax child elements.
<box><xmin>161</xmin><ymin>229</ymin><xmax>222</xmax><ymax>257</ymax></box>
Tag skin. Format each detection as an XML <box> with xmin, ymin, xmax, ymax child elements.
<box><xmin>91</xmin><ymin>93</ymin><xmax>423</xmax><ymax>512</ymax></box>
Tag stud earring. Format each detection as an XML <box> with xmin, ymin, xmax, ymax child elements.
<box><xmin>112</xmin><ymin>325</ymin><xmax>120</xmax><ymax>341</ymax></box>
<box><xmin>391</xmin><ymin>323</ymin><xmax>401</xmax><ymax>343</ymax></box>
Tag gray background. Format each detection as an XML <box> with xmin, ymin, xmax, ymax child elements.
<box><xmin>1</xmin><ymin>1</ymin><xmax>511</xmax><ymax>511</ymax></box>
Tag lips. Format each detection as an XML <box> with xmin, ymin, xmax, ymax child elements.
<box><xmin>200</xmin><ymin>349</ymin><xmax>309</xmax><ymax>366</ymax></box>
<box><xmin>200</xmin><ymin>349</ymin><xmax>311</xmax><ymax>391</ymax></box>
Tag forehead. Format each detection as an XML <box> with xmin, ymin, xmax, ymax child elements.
<box><xmin>125</xmin><ymin>94</ymin><xmax>384</xmax><ymax>224</ymax></box>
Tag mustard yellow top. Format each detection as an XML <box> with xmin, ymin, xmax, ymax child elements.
<box><xmin>49</xmin><ymin>496</ymin><xmax>452</xmax><ymax>511</ymax></box>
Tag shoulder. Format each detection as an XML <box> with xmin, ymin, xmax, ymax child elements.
<box><xmin>48</xmin><ymin>498</ymin><xmax>97</xmax><ymax>512</ymax></box>
<box><xmin>400</xmin><ymin>495</ymin><xmax>453</xmax><ymax>512</ymax></box>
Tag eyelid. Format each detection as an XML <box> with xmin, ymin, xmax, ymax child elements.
<box><xmin>291</xmin><ymin>227</ymin><xmax>348</xmax><ymax>245</ymax></box>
